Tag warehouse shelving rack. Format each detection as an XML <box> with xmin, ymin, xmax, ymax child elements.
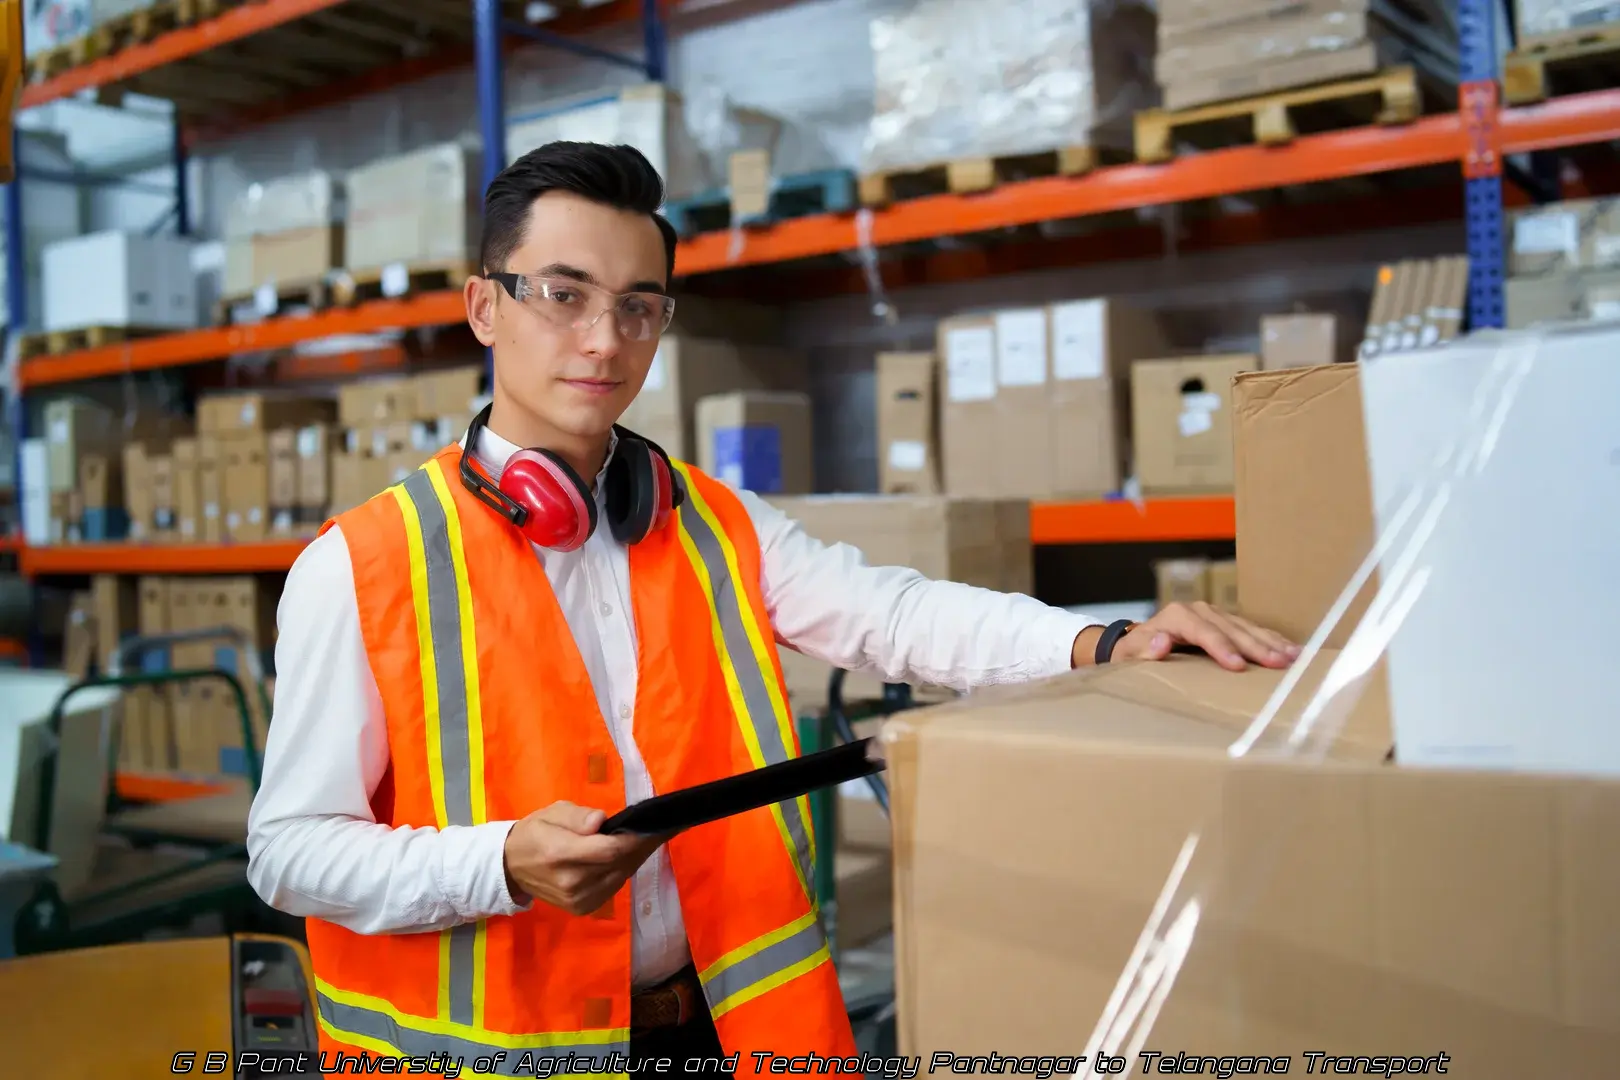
<box><xmin>6</xmin><ymin>0</ymin><xmax>1620</xmax><ymax>557</ymax></box>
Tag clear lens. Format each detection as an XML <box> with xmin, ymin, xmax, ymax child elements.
<box><xmin>515</xmin><ymin>275</ymin><xmax>674</xmax><ymax>342</ymax></box>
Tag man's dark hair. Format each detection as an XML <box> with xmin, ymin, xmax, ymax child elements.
<box><xmin>479</xmin><ymin>141</ymin><xmax>678</xmax><ymax>282</ymax></box>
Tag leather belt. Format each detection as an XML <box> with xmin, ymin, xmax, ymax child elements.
<box><xmin>631</xmin><ymin>965</ymin><xmax>705</xmax><ymax>1032</ymax></box>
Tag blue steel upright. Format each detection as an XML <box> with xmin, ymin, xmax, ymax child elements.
<box><xmin>473</xmin><ymin>0</ymin><xmax>506</xmax><ymax>387</ymax></box>
<box><xmin>1458</xmin><ymin>0</ymin><xmax>1505</xmax><ymax>332</ymax></box>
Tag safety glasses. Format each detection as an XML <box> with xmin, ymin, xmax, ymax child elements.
<box><xmin>487</xmin><ymin>272</ymin><xmax>676</xmax><ymax>343</ymax></box>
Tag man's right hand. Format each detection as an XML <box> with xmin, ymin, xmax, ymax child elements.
<box><xmin>501</xmin><ymin>801</ymin><xmax>666</xmax><ymax>917</ymax></box>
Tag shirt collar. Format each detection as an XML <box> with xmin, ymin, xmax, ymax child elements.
<box><xmin>460</xmin><ymin>424</ymin><xmax>619</xmax><ymax>497</ymax></box>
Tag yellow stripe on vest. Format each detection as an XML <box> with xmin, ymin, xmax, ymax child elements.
<box><xmin>317</xmin><ymin>977</ymin><xmax>630</xmax><ymax>1073</ymax></box>
<box><xmin>699</xmin><ymin>911</ymin><xmax>833</xmax><ymax>1020</ymax></box>
<box><xmin>395</xmin><ymin>462</ymin><xmax>491</xmax><ymax>1031</ymax></box>
<box><xmin>669</xmin><ymin>462</ymin><xmax>819</xmax><ymax>903</ymax></box>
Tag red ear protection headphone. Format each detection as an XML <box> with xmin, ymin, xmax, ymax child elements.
<box><xmin>458</xmin><ymin>403</ymin><xmax>685</xmax><ymax>552</ymax></box>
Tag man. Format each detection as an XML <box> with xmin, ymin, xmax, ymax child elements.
<box><xmin>247</xmin><ymin>142</ymin><xmax>1296</xmax><ymax>1075</ymax></box>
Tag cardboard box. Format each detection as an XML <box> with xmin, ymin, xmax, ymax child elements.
<box><xmin>940</xmin><ymin>302</ymin><xmax>1166</xmax><ymax>499</ymax></box>
<box><xmin>344</xmin><ymin>142</ymin><xmax>480</xmax><ymax>273</ymax></box>
<box><xmin>1160</xmin><ymin>38</ymin><xmax>1381</xmax><ymax>111</ymax></box>
<box><xmin>413</xmin><ymin>366</ymin><xmax>483</xmax><ymax>423</ymax></box>
<box><xmin>76</xmin><ymin>454</ymin><xmax>127</xmax><ymax>542</ymax></box>
<box><xmin>196</xmin><ymin>392</ymin><xmax>336</xmax><ymax>436</ymax></box>
<box><xmin>1206</xmin><ymin>558</ymin><xmax>1240</xmax><ymax>612</ymax></box>
<box><xmin>619</xmin><ymin>336</ymin><xmax>808</xmax><ymax>462</ymax></box>
<box><xmin>762</xmin><ymin>494</ymin><xmax>1032</xmax><ymax>712</ymax></box>
<box><xmin>268</xmin><ymin>428</ymin><xmax>299</xmax><ymax>537</ymax></box>
<box><xmin>1506</xmin><ymin>267</ymin><xmax>1620</xmax><ymax>329</ymax></box>
<box><xmin>1233</xmin><ymin>364</ymin><xmax>1374</xmax><ymax>646</ymax></box>
<box><xmin>694</xmin><ymin>391</ymin><xmax>813</xmax><ymax>495</ymax></box>
<box><xmin>172</xmin><ymin>438</ymin><xmax>201</xmax><ymax>543</ymax></box>
<box><xmin>884</xmin><ymin>652</ymin><xmax>1620</xmax><ymax>1070</ymax></box>
<box><xmin>148</xmin><ymin>454</ymin><xmax>177</xmax><ymax>541</ymax></box>
<box><xmin>222</xmin><ymin>434</ymin><xmax>269</xmax><ymax>543</ymax></box>
<box><xmin>338</xmin><ymin>377</ymin><xmax>418</xmax><ymax>427</ymax></box>
<box><xmin>42</xmin><ymin>230</ymin><xmax>197</xmax><ymax>332</ymax></box>
<box><xmin>1131</xmin><ymin>354</ymin><xmax>1255</xmax><ymax>493</ymax></box>
<box><xmin>1260</xmin><ymin>313</ymin><xmax>1339</xmax><ymax>369</ymax></box>
<box><xmin>1155</xmin><ymin>557</ymin><xmax>1210</xmax><ymax>608</ymax></box>
<box><xmin>245</xmin><ymin>225</ymin><xmax>344</xmax><ymax>293</ymax></box>
<box><xmin>875</xmin><ymin>352</ymin><xmax>940</xmax><ymax>495</ymax></box>
<box><xmin>134</xmin><ymin>576</ymin><xmax>174</xmax><ymax>772</ymax></box>
<box><xmin>122</xmin><ymin>443</ymin><xmax>153</xmax><ymax>542</ymax></box>
<box><xmin>43</xmin><ymin>398</ymin><xmax>115</xmax><ymax>493</ymax></box>
<box><xmin>199</xmin><ymin>436</ymin><xmax>224</xmax><ymax>544</ymax></box>
<box><xmin>1360</xmin><ymin>256</ymin><xmax>1470</xmax><ymax>357</ymax></box>
<box><xmin>295</xmin><ymin>424</ymin><xmax>333</xmax><ymax>532</ymax></box>
<box><xmin>1507</xmin><ymin>196</ymin><xmax>1620</xmax><ymax>278</ymax></box>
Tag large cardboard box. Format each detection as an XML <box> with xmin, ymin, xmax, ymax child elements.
<box><xmin>222</xmin><ymin>434</ymin><xmax>270</xmax><ymax>543</ymax></box>
<box><xmin>1507</xmin><ymin>196</ymin><xmax>1620</xmax><ymax>278</ymax></box>
<box><xmin>1260</xmin><ymin>313</ymin><xmax>1340</xmax><ymax>369</ymax></box>
<box><xmin>1132</xmin><ymin>354</ymin><xmax>1255</xmax><ymax>493</ymax></box>
<box><xmin>196</xmin><ymin>392</ymin><xmax>335</xmax><ymax>437</ymax></box>
<box><xmin>1506</xmin><ymin>268</ymin><xmax>1620</xmax><ymax>328</ymax></box>
<box><xmin>885</xmin><ymin>652</ymin><xmax>1620</xmax><ymax>1071</ymax></box>
<box><xmin>875</xmin><ymin>352</ymin><xmax>940</xmax><ymax>495</ymax></box>
<box><xmin>1233</xmin><ymin>364</ymin><xmax>1374</xmax><ymax>646</ymax></box>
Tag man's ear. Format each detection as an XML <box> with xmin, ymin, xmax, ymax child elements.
<box><xmin>464</xmin><ymin>275</ymin><xmax>498</xmax><ymax>347</ymax></box>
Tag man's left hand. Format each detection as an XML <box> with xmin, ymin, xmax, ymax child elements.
<box><xmin>1074</xmin><ymin>602</ymin><xmax>1299</xmax><ymax>672</ymax></box>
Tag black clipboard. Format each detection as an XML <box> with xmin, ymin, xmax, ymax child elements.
<box><xmin>598</xmin><ymin>738</ymin><xmax>886</xmax><ymax>836</ymax></box>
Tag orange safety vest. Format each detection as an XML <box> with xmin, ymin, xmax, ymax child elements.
<box><xmin>303</xmin><ymin>444</ymin><xmax>857</xmax><ymax>1076</ymax></box>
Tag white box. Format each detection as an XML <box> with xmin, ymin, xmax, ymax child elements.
<box><xmin>41</xmin><ymin>231</ymin><xmax>198</xmax><ymax>333</ymax></box>
<box><xmin>507</xmin><ymin>83</ymin><xmax>781</xmax><ymax>202</ymax></box>
<box><xmin>19</xmin><ymin>441</ymin><xmax>50</xmax><ymax>547</ymax></box>
<box><xmin>1357</xmin><ymin>325</ymin><xmax>1620</xmax><ymax>776</ymax></box>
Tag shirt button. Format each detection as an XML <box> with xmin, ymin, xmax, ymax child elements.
<box><xmin>641</xmin><ymin>902</ymin><xmax>653</xmax><ymax>916</ymax></box>
<box><xmin>619</xmin><ymin>704</ymin><xmax>631</xmax><ymax>719</ymax></box>
<box><xmin>600</xmin><ymin>602</ymin><xmax>612</xmax><ymax>617</ymax></box>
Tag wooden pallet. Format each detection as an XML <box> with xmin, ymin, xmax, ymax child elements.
<box><xmin>664</xmin><ymin>169</ymin><xmax>858</xmax><ymax>237</ymax></box>
<box><xmin>331</xmin><ymin>260</ymin><xmax>473</xmax><ymax>306</ymax></box>
<box><xmin>25</xmin><ymin>0</ymin><xmax>231</xmax><ymax>82</ymax></box>
<box><xmin>858</xmin><ymin>146</ymin><xmax>1118</xmax><ymax>207</ymax></box>
<box><xmin>1504</xmin><ymin>25</ymin><xmax>1620</xmax><ymax>106</ymax></box>
<box><xmin>1134</xmin><ymin>66</ymin><xmax>1421</xmax><ymax>165</ymax></box>
<box><xmin>18</xmin><ymin>325</ymin><xmax>169</xmax><ymax>360</ymax></box>
<box><xmin>215</xmin><ymin>277</ymin><xmax>334</xmax><ymax>324</ymax></box>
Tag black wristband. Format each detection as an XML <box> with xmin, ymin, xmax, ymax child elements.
<box><xmin>1094</xmin><ymin>619</ymin><xmax>1137</xmax><ymax>665</ymax></box>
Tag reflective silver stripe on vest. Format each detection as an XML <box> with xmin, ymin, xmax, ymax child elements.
<box><xmin>401</xmin><ymin>467</ymin><xmax>479</xmax><ymax>1027</ymax></box>
<box><xmin>317</xmin><ymin>994</ymin><xmax>628</xmax><ymax>1074</ymax></box>
<box><xmin>675</xmin><ymin>496</ymin><xmax>817</xmax><ymax>894</ymax></box>
<box><xmin>701</xmin><ymin>916</ymin><xmax>830</xmax><ymax>1018</ymax></box>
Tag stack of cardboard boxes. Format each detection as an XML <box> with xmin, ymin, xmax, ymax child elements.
<box><xmin>60</xmin><ymin>573</ymin><xmax>277</xmax><ymax>783</ymax></box>
<box><xmin>343</xmin><ymin>143</ymin><xmax>482</xmax><ymax>279</ymax></box>
<box><xmin>222</xmin><ymin>171</ymin><xmax>345</xmax><ymax>306</ymax></box>
<box><xmin>329</xmin><ymin>367</ymin><xmax>484</xmax><ymax>515</ymax></box>
<box><xmin>885</xmin><ymin>357</ymin><xmax>1620</xmax><ymax>1065</ymax></box>
<box><xmin>619</xmin><ymin>334</ymin><xmax>814</xmax><ymax>496</ymax></box>
<box><xmin>1504</xmin><ymin>197</ymin><xmax>1620</xmax><ymax>330</ymax></box>
<box><xmin>1153</xmin><ymin>0</ymin><xmax>1421</xmax><ymax>111</ymax></box>
<box><xmin>879</xmin><ymin>301</ymin><xmax>1344</xmax><ymax>508</ymax></box>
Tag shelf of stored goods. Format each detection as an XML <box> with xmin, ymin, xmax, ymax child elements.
<box><xmin>116</xmin><ymin>772</ymin><xmax>233</xmax><ymax>804</ymax></box>
<box><xmin>15</xmin><ymin>497</ymin><xmax>1238</xmax><ymax>577</ymax></box>
<box><xmin>19</xmin><ymin>89</ymin><xmax>1620</xmax><ymax>392</ymax></box>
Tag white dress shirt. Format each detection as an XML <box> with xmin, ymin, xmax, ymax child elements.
<box><xmin>246</xmin><ymin>426</ymin><xmax>1101</xmax><ymax>989</ymax></box>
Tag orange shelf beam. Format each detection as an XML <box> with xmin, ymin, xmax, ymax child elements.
<box><xmin>19</xmin><ymin>500</ymin><xmax>1235</xmax><ymax>575</ymax></box>
<box><xmin>20</xmin><ymin>540</ymin><xmax>311</xmax><ymax>576</ymax></box>
<box><xmin>18</xmin><ymin>290</ymin><xmax>466</xmax><ymax>388</ymax></box>
<box><xmin>675</xmin><ymin>88</ymin><xmax>1620</xmax><ymax>278</ymax></box>
<box><xmin>1030</xmin><ymin>497</ymin><xmax>1235</xmax><ymax>546</ymax></box>
<box><xmin>19</xmin><ymin>0</ymin><xmax>352</xmax><ymax>109</ymax></box>
<box><xmin>115</xmin><ymin>771</ymin><xmax>232</xmax><ymax>803</ymax></box>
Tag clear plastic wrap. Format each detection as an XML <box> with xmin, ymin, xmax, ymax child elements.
<box><xmin>222</xmin><ymin>171</ymin><xmax>341</xmax><ymax>240</ymax></box>
<box><xmin>885</xmin><ymin>324</ymin><xmax>1620</xmax><ymax>1073</ymax></box>
<box><xmin>1153</xmin><ymin>6</ymin><xmax>1369</xmax><ymax>85</ymax></box>
<box><xmin>1516</xmin><ymin>0</ymin><xmax>1620</xmax><ymax>40</ymax></box>
<box><xmin>343</xmin><ymin>142</ymin><xmax>481</xmax><ymax>273</ymax></box>
<box><xmin>861</xmin><ymin>0</ymin><xmax>1156</xmax><ymax>174</ymax></box>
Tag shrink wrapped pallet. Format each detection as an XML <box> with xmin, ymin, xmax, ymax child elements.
<box><xmin>222</xmin><ymin>171</ymin><xmax>344</xmax><ymax>298</ymax></box>
<box><xmin>860</xmin><ymin>0</ymin><xmax>1156</xmax><ymax>174</ymax></box>
<box><xmin>1516</xmin><ymin>0</ymin><xmax>1620</xmax><ymax>40</ymax></box>
<box><xmin>344</xmin><ymin>143</ymin><xmax>481</xmax><ymax>275</ymax></box>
